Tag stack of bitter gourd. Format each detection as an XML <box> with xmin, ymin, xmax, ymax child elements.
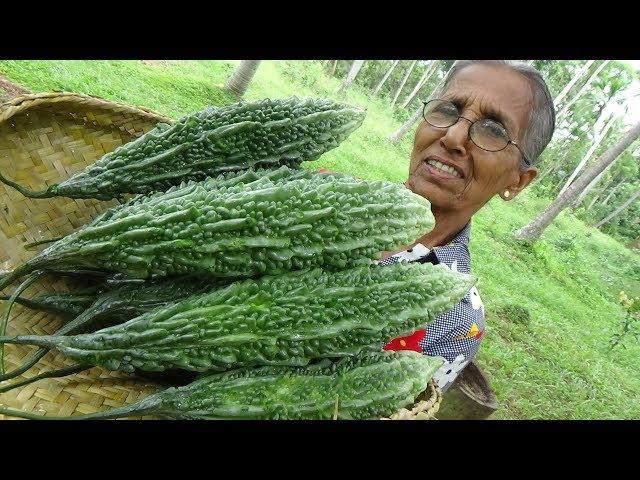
<box><xmin>0</xmin><ymin>96</ymin><xmax>475</xmax><ymax>420</ymax></box>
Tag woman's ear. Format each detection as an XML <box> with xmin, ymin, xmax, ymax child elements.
<box><xmin>502</xmin><ymin>166</ymin><xmax>538</xmax><ymax>200</ymax></box>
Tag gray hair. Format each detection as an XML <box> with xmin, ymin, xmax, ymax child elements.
<box><xmin>431</xmin><ymin>60</ymin><xmax>556</xmax><ymax>169</ymax></box>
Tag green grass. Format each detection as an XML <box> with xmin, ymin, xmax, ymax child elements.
<box><xmin>1</xmin><ymin>59</ymin><xmax>639</xmax><ymax>419</ymax></box>
<box><xmin>0</xmin><ymin>60</ymin><xmax>238</xmax><ymax>117</ymax></box>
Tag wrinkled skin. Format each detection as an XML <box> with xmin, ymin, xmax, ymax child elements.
<box><xmin>404</xmin><ymin>63</ymin><xmax>540</xmax><ymax>249</ymax></box>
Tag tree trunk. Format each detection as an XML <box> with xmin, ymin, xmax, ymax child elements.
<box><xmin>557</xmin><ymin>60</ymin><xmax>610</xmax><ymax>121</ymax></box>
<box><xmin>388</xmin><ymin>104</ymin><xmax>423</xmax><ymax>143</ymax></box>
<box><xmin>536</xmin><ymin>160</ymin><xmax>562</xmax><ymax>184</ymax></box>
<box><xmin>584</xmin><ymin>176</ymin><xmax>621</xmax><ymax>210</ymax></box>
<box><xmin>553</xmin><ymin>60</ymin><xmax>596</xmax><ymax>109</ymax></box>
<box><xmin>571</xmin><ymin>157</ymin><xmax>618</xmax><ymax>208</ymax></box>
<box><xmin>373</xmin><ymin>60</ymin><xmax>399</xmax><ymax>94</ymax></box>
<box><xmin>535</xmin><ymin>134</ymin><xmax>575</xmax><ymax>184</ymax></box>
<box><xmin>391</xmin><ymin>60</ymin><xmax>417</xmax><ymax>108</ymax></box>
<box><xmin>225</xmin><ymin>60</ymin><xmax>261</xmax><ymax>97</ymax></box>
<box><xmin>601</xmin><ymin>180</ymin><xmax>627</xmax><ymax>206</ymax></box>
<box><xmin>594</xmin><ymin>188</ymin><xmax>640</xmax><ymax>228</ymax></box>
<box><xmin>387</xmin><ymin>63</ymin><xmax>454</xmax><ymax>144</ymax></box>
<box><xmin>558</xmin><ymin>115</ymin><xmax>617</xmax><ymax>197</ymax></box>
<box><xmin>337</xmin><ymin>60</ymin><xmax>365</xmax><ymax>94</ymax></box>
<box><xmin>328</xmin><ymin>60</ymin><xmax>338</xmax><ymax>76</ymax></box>
<box><xmin>514</xmin><ymin>119</ymin><xmax>640</xmax><ymax>241</ymax></box>
<box><xmin>401</xmin><ymin>61</ymin><xmax>438</xmax><ymax>108</ymax></box>
<box><xmin>586</xmin><ymin>191</ymin><xmax>601</xmax><ymax>210</ymax></box>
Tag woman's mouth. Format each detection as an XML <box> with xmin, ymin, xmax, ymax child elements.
<box><xmin>423</xmin><ymin>158</ymin><xmax>463</xmax><ymax>180</ymax></box>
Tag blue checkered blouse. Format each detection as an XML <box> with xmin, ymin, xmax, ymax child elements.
<box><xmin>378</xmin><ymin>221</ymin><xmax>486</xmax><ymax>391</ymax></box>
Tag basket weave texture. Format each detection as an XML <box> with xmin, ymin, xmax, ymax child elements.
<box><xmin>0</xmin><ymin>92</ymin><xmax>170</xmax><ymax>420</ymax></box>
<box><xmin>0</xmin><ymin>91</ymin><xmax>440</xmax><ymax>420</ymax></box>
<box><xmin>381</xmin><ymin>379</ymin><xmax>442</xmax><ymax>420</ymax></box>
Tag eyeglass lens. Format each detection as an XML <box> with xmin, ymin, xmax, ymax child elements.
<box><xmin>423</xmin><ymin>100</ymin><xmax>510</xmax><ymax>152</ymax></box>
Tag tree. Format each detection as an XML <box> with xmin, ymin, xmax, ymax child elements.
<box><xmin>556</xmin><ymin>60</ymin><xmax>610</xmax><ymax>121</ymax></box>
<box><xmin>553</xmin><ymin>60</ymin><xmax>595</xmax><ymax>108</ymax></box>
<box><xmin>401</xmin><ymin>61</ymin><xmax>439</xmax><ymax>108</ymax></box>
<box><xmin>515</xmin><ymin>119</ymin><xmax>640</xmax><ymax>241</ymax></box>
<box><xmin>536</xmin><ymin>159</ymin><xmax>564</xmax><ymax>184</ymax></box>
<box><xmin>225</xmin><ymin>60</ymin><xmax>261</xmax><ymax>97</ymax></box>
<box><xmin>557</xmin><ymin>114</ymin><xmax>617</xmax><ymax>196</ymax></box>
<box><xmin>327</xmin><ymin>60</ymin><xmax>338</xmax><ymax>76</ymax></box>
<box><xmin>388</xmin><ymin>104</ymin><xmax>423</xmax><ymax>143</ymax></box>
<box><xmin>536</xmin><ymin>61</ymin><xmax>636</xmax><ymax>199</ymax></box>
<box><xmin>573</xmin><ymin>160</ymin><xmax>617</xmax><ymax>208</ymax></box>
<box><xmin>373</xmin><ymin>60</ymin><xmax>399</xmax><ymax>94</ymax></box>
<box><xmin>338</xmin><ymin>60</ymin><xmax>365</xmax><ymax>94</ymax></box>
<box><xmin>390</xmin><ymin>60</ymin><xmax>417</xmax><ymax>108</ymax></box>
<box><xmin>598</xmin><ymin>179</ymin><xmax>627</xmax><ymax>207</ymax></box>
<box><xmin>579</xmin><ymin>173</ymin><xmax>619</xmax><ymax>210</ymax></box>
<box><xmin>388</xmin><ymin>62</ymin><xmax>454</xmax><ymax>144</ymax></box>
<box><xmin>594</xmin><ymin>188</ymin><xmax>640</xmax><ymax>228</ymax></box>
<box><xmin>573</xmin><ymin>141</ymin><xmax>640</xmax><ymax>208</ymax></box>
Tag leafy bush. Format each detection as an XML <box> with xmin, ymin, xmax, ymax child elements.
<box><xmin>610</xmin><ymin>291</ymin><xmax>640</xmax><ymax>348</ymax></box>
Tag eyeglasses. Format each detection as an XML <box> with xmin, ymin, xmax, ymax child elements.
<box><xmin>421</xmin><ymin>99</ymin><xmax>531</xmax><ymax>167</ymax></box>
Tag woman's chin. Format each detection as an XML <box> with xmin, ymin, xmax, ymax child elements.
<box><xmin>407</xmin><ymin>177</ymin><xmax>448</xmax><ymax>203</ymax></box>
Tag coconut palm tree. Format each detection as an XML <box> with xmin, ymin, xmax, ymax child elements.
<box><xmin>225</xmin><ymin>60</ymin><xmax>262</xmax><ymax>97</ymax></box>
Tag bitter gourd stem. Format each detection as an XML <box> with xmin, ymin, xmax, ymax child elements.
<box><xmin>0</xmin><ymin>171</ymin><xmax>54</xmax><ymax>199</ymax></box>
<box><xmin>0</xmin><ymin>300</ymin><xmax>112</xmax><ymax>382</ymax></box>
<box><xmin>1</xmin><ymin>295</ymin><xmax>54</xmax><ymax>312</ymax></box>
<box><xmin>0</xmin><ymin>363</ymin><xmax>89</xmax><ymax>394</ymax></box>
<box><xmin>0</xmin><ymin>349</ymin><xmax>47</xmax><ymax>382</ymax></box>
<box><xmin>0</xmin><ymin>335</ymin><xmax>58</xmax><ymax>347</ymax></box>
<box><xmin>0</xmin><ymin>263</ymin><xmax>37</xmax><ymax>292</ymax></box>
<box><xmin>0</xmin><ymin>400</ymin><xmax>149</xmax><ymax>420</ymax></box>
<box><xmin>24</xmin><ymin>236</ymin><xmax>64</xmax><ymax>249</ymax></box>
<box><xmin>0</xmin><ymin>271</ymin><xmax>44</xmax><ymax>374</ymax></box>
<box><xmin>0</xmin><ymin>406</ymin><xmax>63</xmax><ymax>420</ymax></box>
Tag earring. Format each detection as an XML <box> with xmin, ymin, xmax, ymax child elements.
<box><xmin>504</xmin><ymin>190</ymin><xmax>510</xmax><ymax>198</ymax></box>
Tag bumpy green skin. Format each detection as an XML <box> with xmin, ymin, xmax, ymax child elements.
<box><xmin>46</xmin><ymin>97</ymin><xmax>366</xmax><ymax>200</ymax></box>
<box><xmin>0</xmin><ymin>352</ymin><xmax>443</xmax><ymax>420</ymax></box>
<box><xmin>22</xmin><ymin>166</ymin><xmax>434</xmax><ymax>281</ymax></box>
<box><xmin>68</xmin><ymin>276</ymin><xmax>224</xmax><ymax>333</ymax></box>
<box><xmin>1</xmin><ymin>277</ymin><xmax>221</xmax><ymax>326</ymax></box>
<box><xmin>0</xmin><ymin>277</ymin><xmax>224</xmax><ymax>383</ymax></box>
<box><xmin>136</xmin><ymin>352</ymin><xmax>443</xmax><ymax>420</ymax></box>
<box><xmin>18</xmin><ymin>262</ymin><xmax>474</xmax><ymax>373</ymax></box>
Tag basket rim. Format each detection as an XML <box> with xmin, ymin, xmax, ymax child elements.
<box><xmin>380</xmin><ymin>379</ymin><xmax>443</xmax><ymax>420</ymax></box>
<box><xmin>0</xmin><ymin>91</ymin><xmax>171</xmax><ymax>125</ymax></box>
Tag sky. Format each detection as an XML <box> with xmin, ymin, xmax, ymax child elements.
<box><xmin>585</xmin><ymin>61</ymin><xmax>640</xmax><ymax>130</ymax></box>
<box><xmin>626</xmin><ymin>60</ymin><xmax>640</xmax><ymax>70</ymax></box>
<box><xmin>621</xmin><ymin>61</ymin><xmax>640</xmax><ymax>125</ymax></box>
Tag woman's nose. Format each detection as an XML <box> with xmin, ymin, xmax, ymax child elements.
<box><xmin>440</xmin><ymin>118</ymin><xmax>471</xmax><ymax>157</ymax></box>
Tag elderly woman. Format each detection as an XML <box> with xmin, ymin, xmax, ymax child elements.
<box><xmin>380</xmin><ymin>60</ymin><xmax>556</xmax><ymax>391</ymax></box>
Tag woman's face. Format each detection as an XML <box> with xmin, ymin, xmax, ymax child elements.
<box><xmin>407</xmin><ymin>63</ymin><xmax>538</xmax><ymax>216</ymax></box>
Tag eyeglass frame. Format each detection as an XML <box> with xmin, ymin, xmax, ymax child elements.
<box><xmin>421</xmin><ymin>99</ymin><xmax>532</xmax><ymax>167</ymax></box>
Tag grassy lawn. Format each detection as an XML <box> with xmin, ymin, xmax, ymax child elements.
<box><xmin>1</xmin><ymin>59</ymin><xmax>639</xmax><ymax>419</ymax></box>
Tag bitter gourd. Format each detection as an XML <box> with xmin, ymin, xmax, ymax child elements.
<box><xmin>0</xmin><ymin>166</ymin><xmax>434</xmax><ymax>290</ymax></box>
<box><xmin>0</xmin><ymin>276</ymin><xmax>224</xmax><ymax>382</ymax></box>
<box><xmin>0</xmin><ymin>351</ymin><xmax>444</xmax><ymax>420</ymax></box>
<box><xmin>0</xmin><ymin>262</ymin><xmax>475</xmax><ymax>373</ymax></box>
<box><xmin>0</xmin><ymin>97</ymin><xmax>366</xmax><ymax>200</ymax></box>
<box><xmin>0</xmin><ymin>290</ymin><xmax>98</xmax><ymax>318</ymax></box>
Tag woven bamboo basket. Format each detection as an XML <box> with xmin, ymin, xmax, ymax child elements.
<box><xmin>0</xmin><ymin>92</ymin><xmax>170</xmax><ymax>420</ymax></box>
<box><xmin>0</xmin><ymin>91</ymin><xmax>441</xmax><ymax>420</ymax></box>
